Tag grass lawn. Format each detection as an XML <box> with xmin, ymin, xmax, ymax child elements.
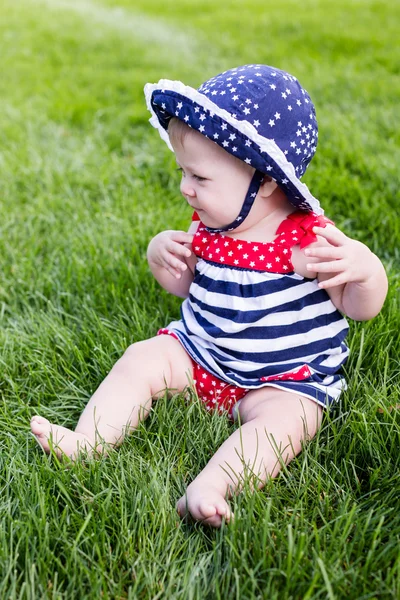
<box><xmin>1</xmin><ymin>0</ymin><xmax>400</xmax><ymax>597</ymax></box>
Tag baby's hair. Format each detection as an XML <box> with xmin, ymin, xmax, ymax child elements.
<box><xmin>168</xmin><ymin>117</ymin><xmax>191</xmax><ymax>146</ymax></box>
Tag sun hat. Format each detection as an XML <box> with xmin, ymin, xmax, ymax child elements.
<box><xmin>144</xmin><ymin>64</ymin><xmax>322</xmax><ymax>232</ymax></box>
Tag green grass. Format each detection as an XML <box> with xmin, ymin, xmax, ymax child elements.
<box><xmin>1</xmin><ymin>0</ymin><xmax>400</xmax><ymax>597</ymax></box>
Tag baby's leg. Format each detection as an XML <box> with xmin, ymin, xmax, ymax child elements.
<box><xmin>177</xmin><ymin>388</ymin><xmax>322</xmax><ymax>527</ymax></box>
<box><xmin>31</xmin><ymin>336</ymin><xmax>193</xmax><ymax>459</ymax></box>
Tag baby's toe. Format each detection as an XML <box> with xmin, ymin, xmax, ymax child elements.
<box><xmin>30</xmin><ymin>415</ymin><xmax>51</xmax><ymax>436</ymax></box>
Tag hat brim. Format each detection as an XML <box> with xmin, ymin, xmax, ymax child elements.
<box><xmin>144</xmin><ymin>79</ymin><xmax>322</xmax><ymax>215</ymax></box>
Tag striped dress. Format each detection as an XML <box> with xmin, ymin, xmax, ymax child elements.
<box><xmin>162</xmin><ymin>211</ymin><xmax>349</xmax><ymax>407</ymax></box>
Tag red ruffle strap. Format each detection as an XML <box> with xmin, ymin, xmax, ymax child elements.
<box><xmin>191</xmin><ymin>211</ymin><xmax>200</xmax><ymax>222</ymax></box>
<box><xmin>275</xmin><ymin>211</ymin><xmax>334</xmax><ymax>249</ymax></box>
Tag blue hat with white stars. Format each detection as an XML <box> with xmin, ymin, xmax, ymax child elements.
<box><xmin>145</xmin><ymin>64</ymin><xmax>322</xmax><ymax>232</ymax></box>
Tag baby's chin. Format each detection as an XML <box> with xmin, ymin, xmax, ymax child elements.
<box><xmin>196</xmin><ymin>213</ymin><xmax>232</xmax><ymax>230</ymax></box>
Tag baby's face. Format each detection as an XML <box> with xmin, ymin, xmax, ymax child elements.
<box><xmin>170</xmin><ymin>126</ymin><xmax>254</xmax><ymax>230</ymax></box>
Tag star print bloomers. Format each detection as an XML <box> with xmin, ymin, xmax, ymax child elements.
<box><xmin>144</xmin><ymin>64</ymin><xmax>350</xmax><ymax>413</ymax></box>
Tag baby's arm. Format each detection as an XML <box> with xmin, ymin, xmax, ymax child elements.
<box><xmin>300</xmin><ymin>225</ymin><xmax>388</xmax><ymax>321</ymax></box>
<box><xmin>147</xmin><ymin>221</ymin><xmax>199</xmax><ymax>298</ymax></box>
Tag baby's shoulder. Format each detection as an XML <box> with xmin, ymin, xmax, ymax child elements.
<box><xmin>291</xmin><ymin>236</ymin><xmax>331</xmax><ymax>279</ymax></box>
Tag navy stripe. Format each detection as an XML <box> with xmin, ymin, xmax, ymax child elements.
<box><xmin>189</xmin><ymin>307</ymin><xmax>347</xmax><ymax>341</ymax></box>
<box><xmin>194</xmin><ymin>270</ymin><xmax>306</xmax><ymax>298</ymax></box>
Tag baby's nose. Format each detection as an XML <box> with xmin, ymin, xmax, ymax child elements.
<box><xmin>180</xmin><ymin>179</ymin><xmax>196</xmax><ymax>198</ymax></box>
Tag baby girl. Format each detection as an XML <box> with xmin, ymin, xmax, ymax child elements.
<box><xmin>31</xmin><ymin>65</ymin><xmax>387</xmax><ymax>527</ymax></box>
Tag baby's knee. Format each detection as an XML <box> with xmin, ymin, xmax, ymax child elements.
<box><xmin>117</xmin><ymin>336</ymin><xmax>176</xmax><ymax>376</ymax></box>
<box><xmin>119</xmin><ymin>338</ymin><xmax>157</xmax><ymax>367</ymax></box>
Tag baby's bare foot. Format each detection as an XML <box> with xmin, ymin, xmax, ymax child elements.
<box><xmin>30</xmin><ymin>415</ymin><xmax>94</xmax><ymax>460</ymax></box>
<box><xmin>176</xmin><ymin>476</ymin><xmax>232</xmax><ymax>528</ymax></box>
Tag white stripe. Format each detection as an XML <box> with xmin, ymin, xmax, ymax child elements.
<box><xmin>196</xmin><ymin>261</ymin><xmax>301</xmax><ymax>284</ymax></box>
<box><xmin>144</xmin><ymin>79</ymin><xmax>322</xmax><ymax>214</ymax></box>
<box><xmin>190</xmin><ymin>277</ymin><xmax>321</xmax><ymax>313</ymax></box>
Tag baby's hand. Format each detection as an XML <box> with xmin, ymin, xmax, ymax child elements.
<box><xmin>147</xmin><ymin>230</ymin><xmax>194</xmax><ymax>279</ymax></box>
<box><xmin>304</xmin><ymin>225</ymin><xmax>374</xmax><ymax>289</ymax></box>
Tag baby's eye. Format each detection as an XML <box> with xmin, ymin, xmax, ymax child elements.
<box><xmin>193</xmin><ymin>174</ymin><xmax>206</xmax><ymax>182</ymax></box>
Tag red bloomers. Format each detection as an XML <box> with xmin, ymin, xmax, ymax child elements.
<box><xmin>158</xmin><ymin>329</ymin><xmax>248</xmax><ymax>419</ymax></box>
